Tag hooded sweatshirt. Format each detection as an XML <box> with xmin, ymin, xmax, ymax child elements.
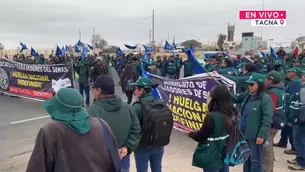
<box><xmin>88</xmin><ymin>95</ymin><xmax>141</xmax><ymax>154</ymax></box>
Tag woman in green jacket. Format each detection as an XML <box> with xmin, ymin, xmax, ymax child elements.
<box><xmin>234</xmin><ymin>73</ymin><xmax>273</xmax><ymax>172</ymax></box>
<box><xmin>187</xmin><ymin>85</ymin><xmax>239</xmax><ymax>172</ymax></box>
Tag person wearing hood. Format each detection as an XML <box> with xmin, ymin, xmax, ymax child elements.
<box><xmin>91</xmin><ymin>57</ymin><xmax>108</xmax><ymax>82</ymax></box>
<box><xmin>88</xmin><ymin>75</ymin><xmax>141</xmax><ymax>172</ymax></box>
<box><xmin>218</xmin><ymin>58</ymin><xmax>238</xmax><ymax>76</ymax></box>
<box><xmin>26</xmin><ymin>88</ymin><xmax>119</xmax><ymax>172</ymax></box>
<box><xmin>263</xmin><ymin>71</ymin><xmax>285</xmax><ymax>172</ymax></box>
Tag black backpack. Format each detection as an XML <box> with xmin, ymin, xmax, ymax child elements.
<box><xmin>135</xmin><ymin>100</ymin><xmax>173</xmax><ymax>147</ymax></box>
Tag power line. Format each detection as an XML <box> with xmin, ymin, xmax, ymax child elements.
<box><xmin>124</xmin><ymin>16</ymin><xmax>152</xmax><ymax>28</ymax></box>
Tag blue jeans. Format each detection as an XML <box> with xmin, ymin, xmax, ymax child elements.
<box><xmin>120</xmin><ymin>155</ymin><xmax>130</xmax><ymax>172</ymax></box>
<box><xmin>293</xmin><ymin>125</ymin><xmax>305</xmax><ymax>167</ymax></box>
<box><xmin>243</xmin><ymin>140</ymin><xmax>264</xmax><ymax>172</ymax></box>
<box><xmin>203</xmin><ymin>166</ymin><xmax>229</xmax><ymax>172</ymax></box>
<box><xmin>79</xmin><ymin>83</ymin><xmax>90</xmax><ymax>106</ymax></box>
<box><xmin>134</xmin><ymin>147</ymin><xmax>164</xmax><ymax>172</ymax></box>
<box><xmin>279</xmin><ymin>124</ymin><xmax>295</xmax><ymax>150</ymax></box>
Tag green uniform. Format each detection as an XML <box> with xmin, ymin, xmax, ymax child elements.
<box><xmin>284</xmin><ymin>77</ymin><xmax>301</xmax><ymax>123</ymax></box>
<box><xmin>165</xmin><ymin>60</ymin><xmax>178</xmax><ymax>75</ymax></box>
<box><xmin>74</xmin><ymin>61</ymin><xmax>91</xmax><ymax>84</ymax></box>
<box><xmin>183</xmin><ymin>60</ymin><xmax>193</xmax><ymax>77</ymax></box>
<box><xmin>218</xmin><ymin>67</ymin><xmax>238</xmax><ymax>76</ymax></box>
<box><xmin>88</xmin><ymin>96</ymin><xmax>141</xmax><ymax>154</ymax></box>
<box><xmin>204</xmin><ymin>64</ymin><xmax>216</xmax><ymax>72</ymax></box>
<box><xmin>192</xmin><ymin>111</ymin><xmax>228</xmax><ymax>169</ymax></box>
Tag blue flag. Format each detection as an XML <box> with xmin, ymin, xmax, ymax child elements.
<box><xmin>116</xmin><ymin>48</ymin><xmax>124</xmax><ymax>57</ymax></box>
<box><xmin>82</xmin><ymin>46</ymin><xmax>90</xmax><ymax>59</ymax></box>
<box><xmin>61</xmin><ymin>46</ymin><xmax>66</xmax><ymax>55</ymax></box>
<box><xmin>143</xmin><ymin>45</ymin><xmax>153</xmax><ymax>52</ymax></box>
<box><xmin>87</xmin><ymin>44</ymin><xmax>94</xmax><ymax>50</ymax></box>
<box><xmin>65</xmin><ymin>45</ymin><xmax>70</xmax><ymax>52</ymax></box>
<box><xmin>30</xmin><ymin>47</ymin><xmax>39</xmax><ymax>57</ymax></box>
<box><xmin>260</xmin><ymin>51</ymin><xmax>267</xmax><ymax>58</ymax></box>
<box><xmin>74</xmin><ymin>45</ymin><xmax>81</xmax><ymax>53</ymax></box>
<box><xmin>124</xmin><ymin>44</ymin><xmax>137</xmax><ymax>50</ymax></box>
<box><xmin>185</xmin><ymin>47</ymin><xmax>207</xmax><ymax>74</ymax></box>
<box><xmin>20</xmin><ymin>42</ymin><xmax>28</xmax><ymax>53</ymax></box>
<box><xmin>164</xmin><ymin>40</ymin><xmax>173</xmax><ymax>50</ymax></box>
<box><xmin>141</xmin><ymin>61</ymin><xmax>162</xmax><ymax>99</ymax></box>
<box><xmin>56</xmin><ymin>46</ymin><xmax>64</xmax><ymax>56</ymax></box>
<box><xmin>76</xmin><ymin>40</ymin><xmax>84</xmax><ymax>47</ymax></box>
<box><xmin>226</xmin><ymin>49</ymin><xmax>233</xmax><ymax>60</ymax></box>
<box><xmin>270</xmin><ymin>46</ymin><xmax>278</xmax><ymax>59</ymax></box>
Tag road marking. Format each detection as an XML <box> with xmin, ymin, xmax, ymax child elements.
<box><xmin>10</xmin><ymin>116</ymin><xmax>50</xmax><ymax>125</ymax></box>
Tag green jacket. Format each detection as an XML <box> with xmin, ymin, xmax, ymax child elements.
<box><xmin>75</xmin><ymin>63</ymin><xmax>91</xmax><ymax>84</ymax></box>
<box><xmin>132</xmin><ymin>93</ymin><xmax>155</xmax><ymax>151</ymax></box>
<box><xmin>192</xmin><ymin>111</ymin><xmax>228</xmax><ymax>169</ymax></box>
<box><xmin>222</xmin><ymin>72</ymin><xmax>255</xmax><ymax>93</ymax></box>
<box><xmin>88</xmin><ymin>96</ymin><xmax>141</xmax><ymax>154</ymax></box>
<box><xmin>219</xmin><ymin>66</ymin><xmax>238</xmax><ymax>76</ymax></box>
<box><xmin>38</xmin><ymin>58</ymin><xmax>47</xmax><ymax>65</ymax></box>
<box><xmin>267</xmin><ymin>83</ymin><xmax>285</xmax><ymax>110</ymax></box>
<box><xmin>284</xmin><ymin>77</ymin><xmax>301</xmax><ymax>123</ymax></box>
<box><xmin>183</xmin><ymin>60</ymin><xmax>193</xmax><ymax>77</ymax></box>
<box><xmin>204</xmin><ymin>64</ymin><xmax>216</xmax><ymax>72</ymax></box>
<box><xmin>165</xmin><ymin>60</ymin><xmax>178</xmax><ymax>75</ymax></box>
<box><xmin>234</xmin><ymin>91</ymin><xmax>273</xmax><ymax>140</ymax></box>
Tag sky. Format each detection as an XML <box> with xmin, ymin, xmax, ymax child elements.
<box><xmin>0</xmin><ymin>0</ymin><xmax>305</xmax><ymax>49</ymax></box>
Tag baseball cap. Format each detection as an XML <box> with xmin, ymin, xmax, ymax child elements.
<box><xmin>244</xmin><ymin>73</ymin><xmax>265</xmax><ymax>84</ymax></box>
<box><xmin>266</xmin><ymin>71</ymin><xmax>282</xmax><ymax>83</ymax></box>
<box><xmin>91</xmin><ymin>75</ymin><xmax>115</xmax><ymax>94</ymax></box>
<box><xmin>286</xmin><ymin>67</ymin><xmax>302</xmax><ymax>76</ymax></box>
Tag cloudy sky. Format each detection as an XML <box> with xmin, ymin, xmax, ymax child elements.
<box><xmin>0</xmin><ymin>0</ymin><xmax>304</xmax><ymax>49</ymax></box>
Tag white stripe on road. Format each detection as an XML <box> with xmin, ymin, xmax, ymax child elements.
<box><xmin>10</xmin><ymin>116</ymin><xmax>50</xmax><ymax>125</ymax></box>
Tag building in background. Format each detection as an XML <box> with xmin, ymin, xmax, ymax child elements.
<box><xmin>227</xmin><ymin>23</ymin><xmax>235</xmax><ymax>42</ymax></box>
<box><xmin>241</xmin><ymin>32</ymin><xmax>267</xmax><ymax>50</ymax></box>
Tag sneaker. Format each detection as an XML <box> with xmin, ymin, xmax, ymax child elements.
<box><xmin>288</xmin><ymin>164</ymin><xmax>305</xmax><ymax>171</ymax></box>
<box><xmin>288</xmin><ymin>159</ymin><xmax>297</xmax><ymax>164</ymax></box>
<box><xmin>284</xmin><ymin>149</ymin><xmax>297</xmax><ymax>155</ymax></box>
<box><xmin>273</xmin><ymin>142</ymin><xmax>287</xmax><ymax>148</ymax></box>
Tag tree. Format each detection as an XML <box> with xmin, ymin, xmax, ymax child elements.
<box><xmin>91</xmin><ymin>34</ymin><xmax>108</xmax><ymax>51</ymax></box>
<box><xmin>0</xmin><ymin>43</ymin><xmax>4</xmax><ymax>50</ymax></box>
<box><xmin>217</xmin><ymin>33</ymin><xmax>227</xmax><ymax>51</ymax></box>
<box><xmin>180</xmin><ymin>39</ymin><xmax>202</xmax><ymax>48</ymax></box>
<box><xmin>296</xmin><ymin>36</ymin><xmax>305</xmax><ymax>42</ymax></box>
<box><xmin>104</xmin><ymin>45</ymin><xmax>120</xmax><ymax>53</ymax></box>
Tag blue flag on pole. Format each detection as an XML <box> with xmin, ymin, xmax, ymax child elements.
<box><xmin>143</xmin><ymin>45</ymin><xmax>153</xmax><ymax>52</ymax></box>
<box><xmin>260</xmin><ymin>51</ymin><xmax>267</xmax><ymax>58</ymax></box>
<box><xmin>30</xmin><ymin>47</ymin><xmax>39</xmax><ymax>57</ymax></box>
<box><xmin>20</xmin><ymin>42</ymin><xmax>28</xmax><ymax>53</ymax></box>
<box><xmin>116</xmin><ymin>48</ymin><xmax>124</xmax><ymax>57</ymax></box>
<box><xmin>65</xmin><ymin>45</ymin><xmax>70</xmax><ymax>52</ymax></box>
<box><xmin>56</xmin><ymin>46</ymin><xmax>64</xmax><ymax>56</ymax></box>
<box><xmin>82</xmin><ymin>46</ymin><xmax>90</xmax><ymax>59</ymax></box>
<box><xmin>185</xmin><ymin>47</ymin><xmax>207</xmax><ymax>74</ymax></box>
<box><xmin>140</xmin><ymin>61</ymin><xmax>161</xmax><ymax>99</ymax></box>
<box><xmin>270</xmin><ymin>46</ymin><xmax>278</xmax><ymax>59</ymax></box>
<box><xmin>124</xmin><ymin>44</ymin><xmax>137</xmax><ymax>50</ymax></box>
<box><xmin>61</xmin><ymin>46</ymin><xmax>66</xmax><ymax>55</ymax></box>
<box><xmin>76</xmin><ymin>40</ymin><xmax>84</xmax><ymax>47</ymax></box>
<box><xmin>74</xmin><ymin>45</ymin><xmax>81</xmax><ymax>53</ymax></box>
<box><xmin>164</xmin><ymin>40</ymin><xmax>173</xmax><ymax>50</ymax></box>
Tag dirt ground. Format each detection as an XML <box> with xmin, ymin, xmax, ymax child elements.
<box><xmin>0</xmin><ymin>129</ymin><xmax>297</xmax><ymax>172</ymax></box>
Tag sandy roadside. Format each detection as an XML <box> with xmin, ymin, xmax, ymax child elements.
<box><xmin>0</xmin><ymin>129</ymin><xmax>296</xmax><ymax>172</ymax></box>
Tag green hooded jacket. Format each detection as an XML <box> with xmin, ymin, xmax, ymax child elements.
<box><xmin>88</xmin><ymin>96</ymin><xmax>141</xmax><ymax>154</ymax></box>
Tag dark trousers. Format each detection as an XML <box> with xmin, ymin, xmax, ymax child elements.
<box><xmin>125</xmin><ymin>91</ymin><xmax>133</xmax><ymax>105</ymax></box>
<box><xmin>294</xmin><ymin>125</ymin><xmax>305</xmax><ymax>167</ymax></box>
<box><xmin>134</xmin><ymin>147</ymin><xmax>164</xmax><ymax>172</ymax></box>
<box><xmin>279</xmin><ymin>124</ymin><xmax>295</xmax><ymax>150</ymax></box>
<box><xmin>121</xmin><ymin>155</ymin><xmax>130</xmax><ymax>172</ymax></box>
<box><xmin>243</xmin><ymin>140</ymin><xmax>264</xmax><ymax>172</ymax></box>
<box><xmin>79</xmin><ymin>83</ymin><xmax>90</xmax><ymax>106</ymax></box>
<box><xmin>203</xmin><ymin>166</ymin><xmax>229</xmax><ymax>172</ymax></box>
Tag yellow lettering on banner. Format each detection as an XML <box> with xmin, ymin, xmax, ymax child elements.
<box><xmin>172</xmin><ymin>96</ymin><xmax>207</xmax><ymax>113</ymax></box>
<box><xmin>11</xmin><ymin>72</ymin><xmax>49</xmax><ymax>81</ymax></box>
<box><xmin>168</xmin><ymin>104</ymin><xmax>207</xmax><ymax>131</ymax></box>
<box><xmin>17</xmin><ymin>79</ymin><xmax>43</xmax><ymax>88</ymax></box>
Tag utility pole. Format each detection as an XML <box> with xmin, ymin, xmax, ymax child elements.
<box><xmin>261</xmin><ymin>0</ymin><xmax>264</xmax><ymax>40</ymax></box>
<box><xmin>93</xmin><ymin>27</ymin><xmax>96</xmax><ymax>37</ymax></box>
<box><xmin>168</xmin><ymin>30</ymin><xmax>170</xmax><ymax>41</ymax></box>
<box><xmin>149</xmin><ymin>29</ymin><xmax>152</xmax><ymax>43</ymax></box>
<box><xmin>152</xmin><ymin>10</ymin><xmax>155</xmax><ymax>44</ymax></box>
<box><xmin>79</xmin><ymin>29</ymin><xmax>81</xmax><ymax>41</ymax></box>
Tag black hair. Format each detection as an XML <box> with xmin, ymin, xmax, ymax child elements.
<box><xmin>208</xmin><ymin>85</ymin><xmax>239</xmax><ymax>133</ymax></box>
<box><xmin>256</xmin><ymin>82</ymin><xmax>266</xmax><ymax>96</ymax></box>
<box><xmin>245</xmin><ymin>62</ymin><xmax>256</xmax><ymax>73</ymax></box>
<box><xmin>138</xmin><ymin>86</ymin><xmax>152</xmax><ymax>94</ymax></box>
<box><xmin>224</xmin><ymin>59</ymin><xmax>233</xmax><ymax>67</ymax></box>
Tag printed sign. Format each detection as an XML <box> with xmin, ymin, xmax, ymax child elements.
<box><xmin>150</xmin><ymin>73</ymin><xmax>236</xmax><ymax>132</ymax></box>
<box><xmin>239</xmin><ymin>10</ymin><xmax>286</xmax><ymax>27</ymax></box>
<box><xmin>0</xmin><ymin>58</ymin><xmax>74</xmax><ymax>101</ymax></box>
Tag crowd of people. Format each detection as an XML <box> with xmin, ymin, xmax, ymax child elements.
<box><xmin>4</xmin><ymin>46</ymin><xmax>305</xmax><ymax>172</ymax></box>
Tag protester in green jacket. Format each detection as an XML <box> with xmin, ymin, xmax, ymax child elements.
<box><xmin>38</xmin><ymin>54</ymin><xmax>47</xmax><ymax>64</ymax></box>
<box><xmin>218</xmin><ymin>59</ymin><xmax>239</xmax><ymax>76</ymax></box>
<box><xmin>233</xmin><ymin>73</ymin><xmax>273</xmax><ymax>172</ymax></box>
<box><xmin>274</xmin><ymin>67</ymin><xmax>302</xmax><ymax>155</ymax></box>
<box><xmin>204</xmin><ymin>57</ymin><xmax>217</xmax><ymax>72</ymax></box>
<box><xmin>188</xmin><ymin>85</ymin><xmax>238</xmax><ymax>171</ymax></box>
<box><xmin>88</xmin><ymin>75</ymin><xmax>141</xmax><ymax>172</ymax></box>
<box><xmin>165</xmin><ymin>55</ymin><xmax>179</xmax><ymax>79</ymax></box>
<box><xmin>253</xmin><ymin>55</ymin><xmax>263</xmax><ymax>72</ymax></box>
<box><xmin>74</xmin><ymin>60</ymin><xmax>91</xmax><ymax>107</ymax></box>
<box><xmin>130</xmin><ymin>77</ymin><xmax>164</xmax><ymax>172</ymax></box>
<box><xmin>155</xmin><ymin>56</ymin><xmax>163</xmax><ymax>72</ymax></box>
<box><xmin>263</xmin><ymin>71</ymin><xmax>285</xmax><ymax>172</ymax></box>
<box><xmin>175</xmin><ymin>54</ymin><xmax>183</xmax><ymax>79</ymax></box>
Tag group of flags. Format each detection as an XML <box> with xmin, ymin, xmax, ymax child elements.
<box><xmin>20</xmin><ymin>40</ymin><xmax>94</xmax><ymax>59</ymax></box>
